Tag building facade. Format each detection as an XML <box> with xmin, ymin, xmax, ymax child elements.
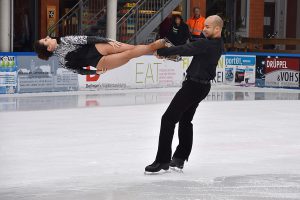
<box><xmin>0</xmin><ymin>0</ymin><xmax>299</xmax><ymax>52</ymax></box>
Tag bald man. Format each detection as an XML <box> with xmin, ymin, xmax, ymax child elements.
<box><xmin>145</xmin><ymin>15</ymin><xmax>224</xmax><ymax>174</ymax></box>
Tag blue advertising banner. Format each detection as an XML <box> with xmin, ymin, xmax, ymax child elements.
<box><xmin>223</xmin><ymin>55</ymin><xmax>256</xmax><ymax>86</ymax></box>
<box><xmin>0</xmin><ymin>54</ymin><xmax>18</xmax><ymax>94</ymax></box>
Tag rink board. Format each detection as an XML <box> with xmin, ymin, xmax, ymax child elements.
<box><xmin>0</xmin><ymin>52</ymin><xmax>299</xmax><ymax>94</ymax></box>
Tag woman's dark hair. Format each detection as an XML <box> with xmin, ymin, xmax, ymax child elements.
<box><xmin>172</xmin><ymin>14</ymin><xmax>184</xmax><ymax>25</ymax></box>
<box><xmin>34</xmin><ymin>40</ymin><xmax>53</xmax><ymax>61</ymax></box>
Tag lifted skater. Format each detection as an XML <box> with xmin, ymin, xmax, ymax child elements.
<box><xmin>145</xmin><ymin>15</ymin><xmax>224</xmax><ymax>174</ymax></box>
<box><xmin>34</xmin><ymin>35</ymin><xmax>166</xmax><ymax>75</ymax></box>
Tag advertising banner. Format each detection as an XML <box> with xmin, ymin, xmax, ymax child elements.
<box><xmin>17</xmin><ymin>55</ymin><xmax>78</xmax><ymax>93</ymax></box>
<box><xmin>213</xmin><ymin>55</ymin><xmax>225</xmax><ymax>84</ymax></box>
<box><xmin>0</xmin><ymin>55</ymin><xmax>18</xmax><ymax>94</ymax></box>
<box><xmin>1</xmin><ymin>52</ymin><xmax>300</xmax><ymax>95</ymax></box>
<box><xmin>211</xmin><ymin>55</ymin><xmax>256</xmax><ymax>87</ymax></box>
<box><xmin>78</xmin><ymin>56</ymin><xmax>186</xmax><ymax>90</ymax></box>
<box><xmin>256</xmin><ymin>55</ymin><xmax>300</xmax><ymax>88</ymax></box>
<box><xmin>265</xmin><ymin>57</ymin><xmax>299</xmax><ymax>88</ymax></box>
<box><xmin>224</xmin><ymin>55</ymin><xmax>256</xmax><ymax>86</ymax></box>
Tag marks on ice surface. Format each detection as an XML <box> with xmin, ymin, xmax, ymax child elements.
<box><xmin>1</xmin><ymin>174</ymin><xmax>299</xmax><ymax>200</ymax></box>
<box><xmin>119</xmin><ymin>174</ymin><xmax>300</xmax><ymax>200</ymax></box>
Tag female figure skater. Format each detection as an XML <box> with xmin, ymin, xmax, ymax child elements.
<box><xmin>34</xmin><ymin>35</ymin><xmax>166</xmax><ymax>75</ymax></box>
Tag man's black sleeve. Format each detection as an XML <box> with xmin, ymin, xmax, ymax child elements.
<box><xmin>183</xmin><ymin>24</ymin><xmax>191</xmax><ymax>41</ymax></box>
<box><xmin>157</xmin><ymin>39</ymin><xmax>208</xmax><ymax>57</ymax></box>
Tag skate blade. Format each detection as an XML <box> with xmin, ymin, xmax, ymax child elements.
<box><xmin>144</xmin><ymin>169</ymin><xmax>170</xmax><ymax>175</ymax></box>
<box><xmin>170</xmin><ymin>167</ymin><xmax>183</xmax><ymax>173</ymax></box>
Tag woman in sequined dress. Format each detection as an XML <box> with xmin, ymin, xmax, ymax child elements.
<box><xmin>34</xmin><ymin>35</ymin><xmax>166</xmax><ymax>75</ymax></box>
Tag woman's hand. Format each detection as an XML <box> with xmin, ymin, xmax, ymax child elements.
<box><xmin>108</xmin><ymin>40</ymin><xmax>122</xmax><ymax>48</ymax></box>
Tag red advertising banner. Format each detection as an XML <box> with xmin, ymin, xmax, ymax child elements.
<box><xmin>265</xmin><ymin>57</ymin><xmax>300</xmax><ymax>88</ymax></box>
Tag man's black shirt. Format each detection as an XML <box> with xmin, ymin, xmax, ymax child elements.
<box><xmin>157</xmin><ymin>38</ymin><xmax>223</xmax><ymax>81</ymax></box>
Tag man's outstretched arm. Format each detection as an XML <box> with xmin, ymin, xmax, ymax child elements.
<box><xmin>157</xmin><ymin>40</ymin><xmax>208</xmax><ymax>57</ymax></box>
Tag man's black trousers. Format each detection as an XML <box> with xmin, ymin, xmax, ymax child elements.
<box><xmin>155</xmin><ymin>79</ymin><xmax>211</xmax><ymax>163</ymax></box>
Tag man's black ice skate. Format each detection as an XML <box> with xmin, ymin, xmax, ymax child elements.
<box><xmin>169</xmin><ymin>157</ymin><xmax>184</xmax><ymax>173</ymax></box>
<box><xmin>144</xmin><ymin>161</ymin><xmax>170</xmax><ymax>175</ymax></box>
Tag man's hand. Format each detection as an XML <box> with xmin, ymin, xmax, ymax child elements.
<box><xmin>154</xmin><ymin>50</ymin><xmax>163</xmax><ymax>59</ymax></box>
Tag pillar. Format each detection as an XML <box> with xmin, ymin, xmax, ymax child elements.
<box><xmin>106</xmin><ymin>0</ymin><xmax>117</xmax><ymax>40</ymax></box>
<box><xmin>0</xmin><ymin>0</ymin><xmax>13</xmax><ymax>51</ymax></box>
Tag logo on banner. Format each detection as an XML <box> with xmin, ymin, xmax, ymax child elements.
<box><xmin>265</xmin><ymin>58</ymin><xmax>299</xmax><ymax>72</ymax></box>
<box><xmin>0</xmin><ymin>56</ymin><xmax>15</xmax><ymax>67</ymax></box>
<box><xmin>225</xmin><ymin>56</ymin><xmax>256</xmax><ymax>66</ymax></box>
<box><xmin>85</xmin><ymin>66</ymin><xmax>100</xmax><ymax>82</ymax></box>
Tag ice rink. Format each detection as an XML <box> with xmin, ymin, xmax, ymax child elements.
<box><xmin>1</xmin><ymin>86</ymin><xmax>300</xmax><ymax>200</ymax></box>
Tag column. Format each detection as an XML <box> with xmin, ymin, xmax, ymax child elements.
<box><xmin>106</xmin><ymin>0</ymin><xmax>117</xmax><ymax>40</ymax></box>
<box><xmin>0</xmin><ymin>0</ymin><xmax>12</xmax><ymax>51</ymax></box>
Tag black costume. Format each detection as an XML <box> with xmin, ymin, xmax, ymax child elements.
<box><xmin>53</xmin><ymin>35</ymin><xmax>111</xmax><ymax>75</ymax></box>
<box><xmin>153</xmin><ymin>38</ymin><xmax>224</xmax><ymax>163</ymax></box>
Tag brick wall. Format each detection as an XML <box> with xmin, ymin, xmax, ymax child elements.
<box><xmin>190</xmin><ymin>0</ymin><xmax>206</xmax><ymax>18</ymax></box>
<box><xmin>249</xmin><ymin>0</ymin><xmax>264</xmax><ymax>38</ymax></box>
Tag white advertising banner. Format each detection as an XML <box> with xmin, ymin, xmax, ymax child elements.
<box><xmin>78</xmin><ymin>55</ymin><xmax>257</xmax><ymax>91</ymax></box>
<box><xmin>78</xmin><ymin>56</ymin><xmax>188</xmax><ymax>90</ymax></box>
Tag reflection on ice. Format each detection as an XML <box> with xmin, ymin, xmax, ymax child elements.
<box><xmin>0</xmin><ymin>86</ymin><xmax>299</xmax><ymax>112</ymax></box>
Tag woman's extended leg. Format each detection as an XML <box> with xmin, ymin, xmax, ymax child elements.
<box><xmin>96</xmin><ymin>39</ymin><xmax>165</xmax><ymax>72</ymax></box>
<box><xmin>95</xmin><ymin>42</ymin><xmax>135</xmax><ymax>55</ymax></box>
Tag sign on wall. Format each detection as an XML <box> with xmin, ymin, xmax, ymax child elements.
<box><xmin>78</xmin><ymin>56</ymin><xmax>185</xmax><ymax>90</ymax></box>
<box><xmin>256</xmin><ymin>55</ymin><xmax>300</xmax><ymax>88</ymax></box>
<box><xmin>17</xmin><ymin>56</ymin><xmax>78</xmax><ymax>93</ymax></box>
<box><xmin>47</xmin><ymin>5</ymin><xmax>57</xmax><ymax>37</ymax></box>
<box><xmin>213</xmin><ymin>55</ymin><xmax>256</xmax><ymax>86</ymax></box>
<box><xmin>0</xmin><ymin>56</ymin><xmax>18</xmax><ymax>94</ymax></box>
<box><xmin>265</xmin><ymin>57</ymin><xmax>299</xmax><ymax>88</ymax></box>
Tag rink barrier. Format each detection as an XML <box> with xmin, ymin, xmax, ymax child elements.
<box><xmin>0</xmin><ymin>52</ymin><xmax>299</xmax><ymax>94</ymax></box>
<box><xmin>224</xmin><ymin>52</ymin><xmax>300</xmax><ymax>89</ymax></box>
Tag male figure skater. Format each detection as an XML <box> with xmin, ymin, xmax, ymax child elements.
<box><xmin>145</xmin><ymin>15</ymin><xmax>224</xmax><ymax>173</ymax></box>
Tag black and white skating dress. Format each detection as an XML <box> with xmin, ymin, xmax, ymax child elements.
<box><xmin>53</xmin><ymin>35</ymin><xmax>112</xmax><ymax>75</ymax></box>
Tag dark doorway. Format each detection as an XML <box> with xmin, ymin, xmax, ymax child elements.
<box><xmin>263</xmin><ymin>2</ymin><xmax>276</xmax><ymax>38</ymax></box>
<box><xmin>13</xmin><ymin>0</ymin><xmax>38</xmax><ymax>52</ymax></box>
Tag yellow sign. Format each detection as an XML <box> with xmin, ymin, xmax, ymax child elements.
<box><xmin>47</xmin><ymin>5</ymin><xmax>57</xmax><ymax>37</ymax></box>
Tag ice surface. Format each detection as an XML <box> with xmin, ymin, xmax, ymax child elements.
<box><xmin>0</xmin><ymin>86</ymin><xmax>300</xmax><ymax>199</ymax></box>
